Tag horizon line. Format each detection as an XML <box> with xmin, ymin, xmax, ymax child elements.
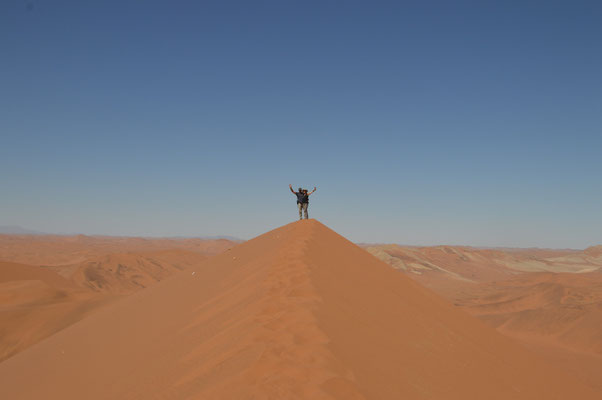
<box><xmin>0</xmin><ymin>224</ymin><xmax>597</xmax><ymax>251</ymax></box>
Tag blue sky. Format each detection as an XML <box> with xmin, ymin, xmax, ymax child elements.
<box><xmin>1</xmin><ymin>1</ymin><xmax>601</xmax><ymax>248</ymax></box>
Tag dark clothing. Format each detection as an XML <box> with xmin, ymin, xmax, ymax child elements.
<box><xmin>296</xmin><ymin>192</ymin><xmax>309</xmax><ymax>204</ymax></box>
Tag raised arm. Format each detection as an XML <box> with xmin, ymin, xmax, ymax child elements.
<box><xmin>308</xmin><ymin>186</ymin><xmax>317</xmax><ymax>195</ymax></box>
<box><xmin>289</xmin><ymin>184</ymin><xmax>297</xmax><ymax>194</ymax></box>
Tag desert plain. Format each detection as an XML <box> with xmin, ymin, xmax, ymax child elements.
<box><xmin>0</xmin><ymin>220</ymin><xmax>601</xmax><ymax>399</ymax></box>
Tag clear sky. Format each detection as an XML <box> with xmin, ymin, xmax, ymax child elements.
<box><xmin>2</xmin><ymin>1</ymin><xmax>601</xmax><ymax>248</ymax></box>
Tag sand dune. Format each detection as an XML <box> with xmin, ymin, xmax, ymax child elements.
<box><xmin>368</xmin><ymin>243</ymin><xmax>602</xmax><ymax>392</ymax></box>
<box><xmin>585</xmin><ymin>245</ymin><xmax>602</xmax><ymax>257</ymax></box>
<box><xmin>365</xmin><ymin>245</ymin><xmax>518</xmax><ymax>287</ymax></box>
<box><xmin>69</xmin><ymin>250</ymin><xmax>208</xmax><ymax>294</ymax></box>
<box><xmin>0</xmin><ymin>220</ymin><xmax>598</xmax><ymax>399</ymax></box>
<box><xmin>456</xmin><ymin>272</ymin><xmax>602</xmax><ymax>351</ymax></box>
<box><xmin>0</xmin><ymin>260</ymin><xmax>75</xmax><ymax>288</ymax></box>
<box><xmin>366</xmin><ymin>244</ymin><xmax>601</xmax><ymax>288</ymax></box>
<box><xmin>0</xmin><ymin>234</ymin><xmax>235</xmax><ymax>266</ymax></box>
<box><xmin>453</xmin><ymin>271</ymin><xmax>602</xmax><ymax>390</ymax></box>
<box><xmin>0</xmin><ymin>245</ymin><xmax>227</xmax><ymax>361</ymax></box>
<box><xmin>0</xmin><ymin>261</ymin><xmax>105</xmax><ymax>361</ymax></box>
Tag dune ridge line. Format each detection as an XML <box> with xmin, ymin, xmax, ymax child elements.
<box><xmin>0</xmin><ymin>219</ymin><xmax>598</xmax><ymax>399</ymax></box>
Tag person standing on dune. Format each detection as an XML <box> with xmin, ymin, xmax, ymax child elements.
<box><xmin>289</xmin><ymin>184</ymin><xmax>316</xmax><ymax>220</ymax></box>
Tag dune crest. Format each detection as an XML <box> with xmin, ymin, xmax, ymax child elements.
<box><xmin>0</xmin><ymin>220</ymin><xmax>598</xmax><ymax>399</ymax></box>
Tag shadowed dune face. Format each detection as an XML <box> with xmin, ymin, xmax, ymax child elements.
<box><xmin>69</xmin><ymin>250</ymin><xmax>208</xmax><ymax>294</ymax></box>
<box><xmin>0</xmin><ymin>237</ymin><xmax>235</xmax><ymax>362</ymax></box>
<box><xmin>0</xmin><ymin>220</ymin><xmax>598</xmax><ymax>399</ymax></box>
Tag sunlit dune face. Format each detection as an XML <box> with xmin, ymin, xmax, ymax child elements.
<box><xmin>0</xmin><ymin>221</ymin><xmax>598</xmax><ymax>399</ymax></box>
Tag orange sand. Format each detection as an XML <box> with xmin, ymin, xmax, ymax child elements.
<box><xmin>0</xmin><ymin>220</ymin><xmax>597</xmax><ymax>399</ymax></box>
<box><xmin>0</xmin><ymin>237</ymin><xmax>233</xmax><ymax>361</ymax></box>
<box><xmin>0</xmin><ymin>234</ymin><xmax>235</xmax><ymax>266</ymax></box>
<box><xmin>368</xmin><ymin>243</ymin><xmax>602</xmax><ymax>392</ymax></box>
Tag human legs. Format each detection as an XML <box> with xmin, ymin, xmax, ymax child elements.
<box><xmin>298</xmin><ymin>203</ymin><xmax>303</xmax><ymax>220</ymax></box>
<box><xmin>302</xmin><ymin>203</ymin><xmax>309</xmax><ymax>219</ymax></box>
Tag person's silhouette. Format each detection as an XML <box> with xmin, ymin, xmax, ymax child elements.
<box><xmin>289</xmin><ymin>184</ymin><xmax>316</xmax><ymax>220</ymax></box>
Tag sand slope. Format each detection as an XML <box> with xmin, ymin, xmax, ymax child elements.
<box><xmin>454</xmin><ymin>271</ymin><xmax>602</xmax><ymax>391</ymax></box>
<box><xmin>0</xmin><ymin>235</ymin><xmax>235</xmax><ymax>361</ymax></box>
<box><xmin>0</xmin><ymin>250</ymin><xmax>210</xmax><ymax>362</ymax></box>
<box><xmin>456</xmin><ymin>272</ymin><xmax>602</xmax><ymax>352</ymax></box>
<box><xmin>69</xmin><ymin>249</ymin><xmax>209</xmax><ymax>294</ymax></box>
<box><xmin>0</xmin><ymin>261</ymin><xmax>105</xmax><ymax>361</ymax></box>
<box><xmin>367</xmin><ymin>243</ymin><xmax>602</xmax><ymax>391</ymax></box>
<box><xmin>0</xmin><ymin>220</ymin><xmax>598</xmax><ymax>399</ymax></box>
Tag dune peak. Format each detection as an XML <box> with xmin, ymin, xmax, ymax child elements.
<box><xmin>0</xmin><ymin>220</ymin><xmax>598</xmax><ymax>399</ymax></box>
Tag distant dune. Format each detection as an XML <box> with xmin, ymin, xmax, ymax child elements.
<box><xmin>585</xmin><ymin>245</ymin><xmax>602</xmax><ymax>257</ymax></box>
<box><xmin>365</xmin><ymin>244</ymin><xmax>601</xmax><ymax>285</ymax></box>
<box><xmin>453</xmin><ymin>271</ymin><xmax>602</xmax><ymax>391</ymax></box>
<box><xmin>0</xmin><ymin>220</ymin><xmax>597</xmax><ymax>399</ymax></box>
<box><xmin>0</xmin><ymin>234</ymin><xmax>235</xmax><ymax>266</ymax></box>
<box><xmin>0</xmin><ymin>261</ymin><xmax>105</xmax><ymax>361</ymax></box>
<box><xmin>367</xmin><ymin>243</ymin><xmax>602</xmax><ymax>392</ymax></box>
<box><xmin>68</xmin><ymin>250</ymin><xmax>208</xmax><ymax>294</ymax></box>
<box><xmin>455</xmin><ymin>272</ymin><xmax>602</xmax><ymax>353</ymax></box>
<box><xmin>0</xmin><ymin>236</ymin><xmax>236</xmax><ymax>362</ymax></box>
